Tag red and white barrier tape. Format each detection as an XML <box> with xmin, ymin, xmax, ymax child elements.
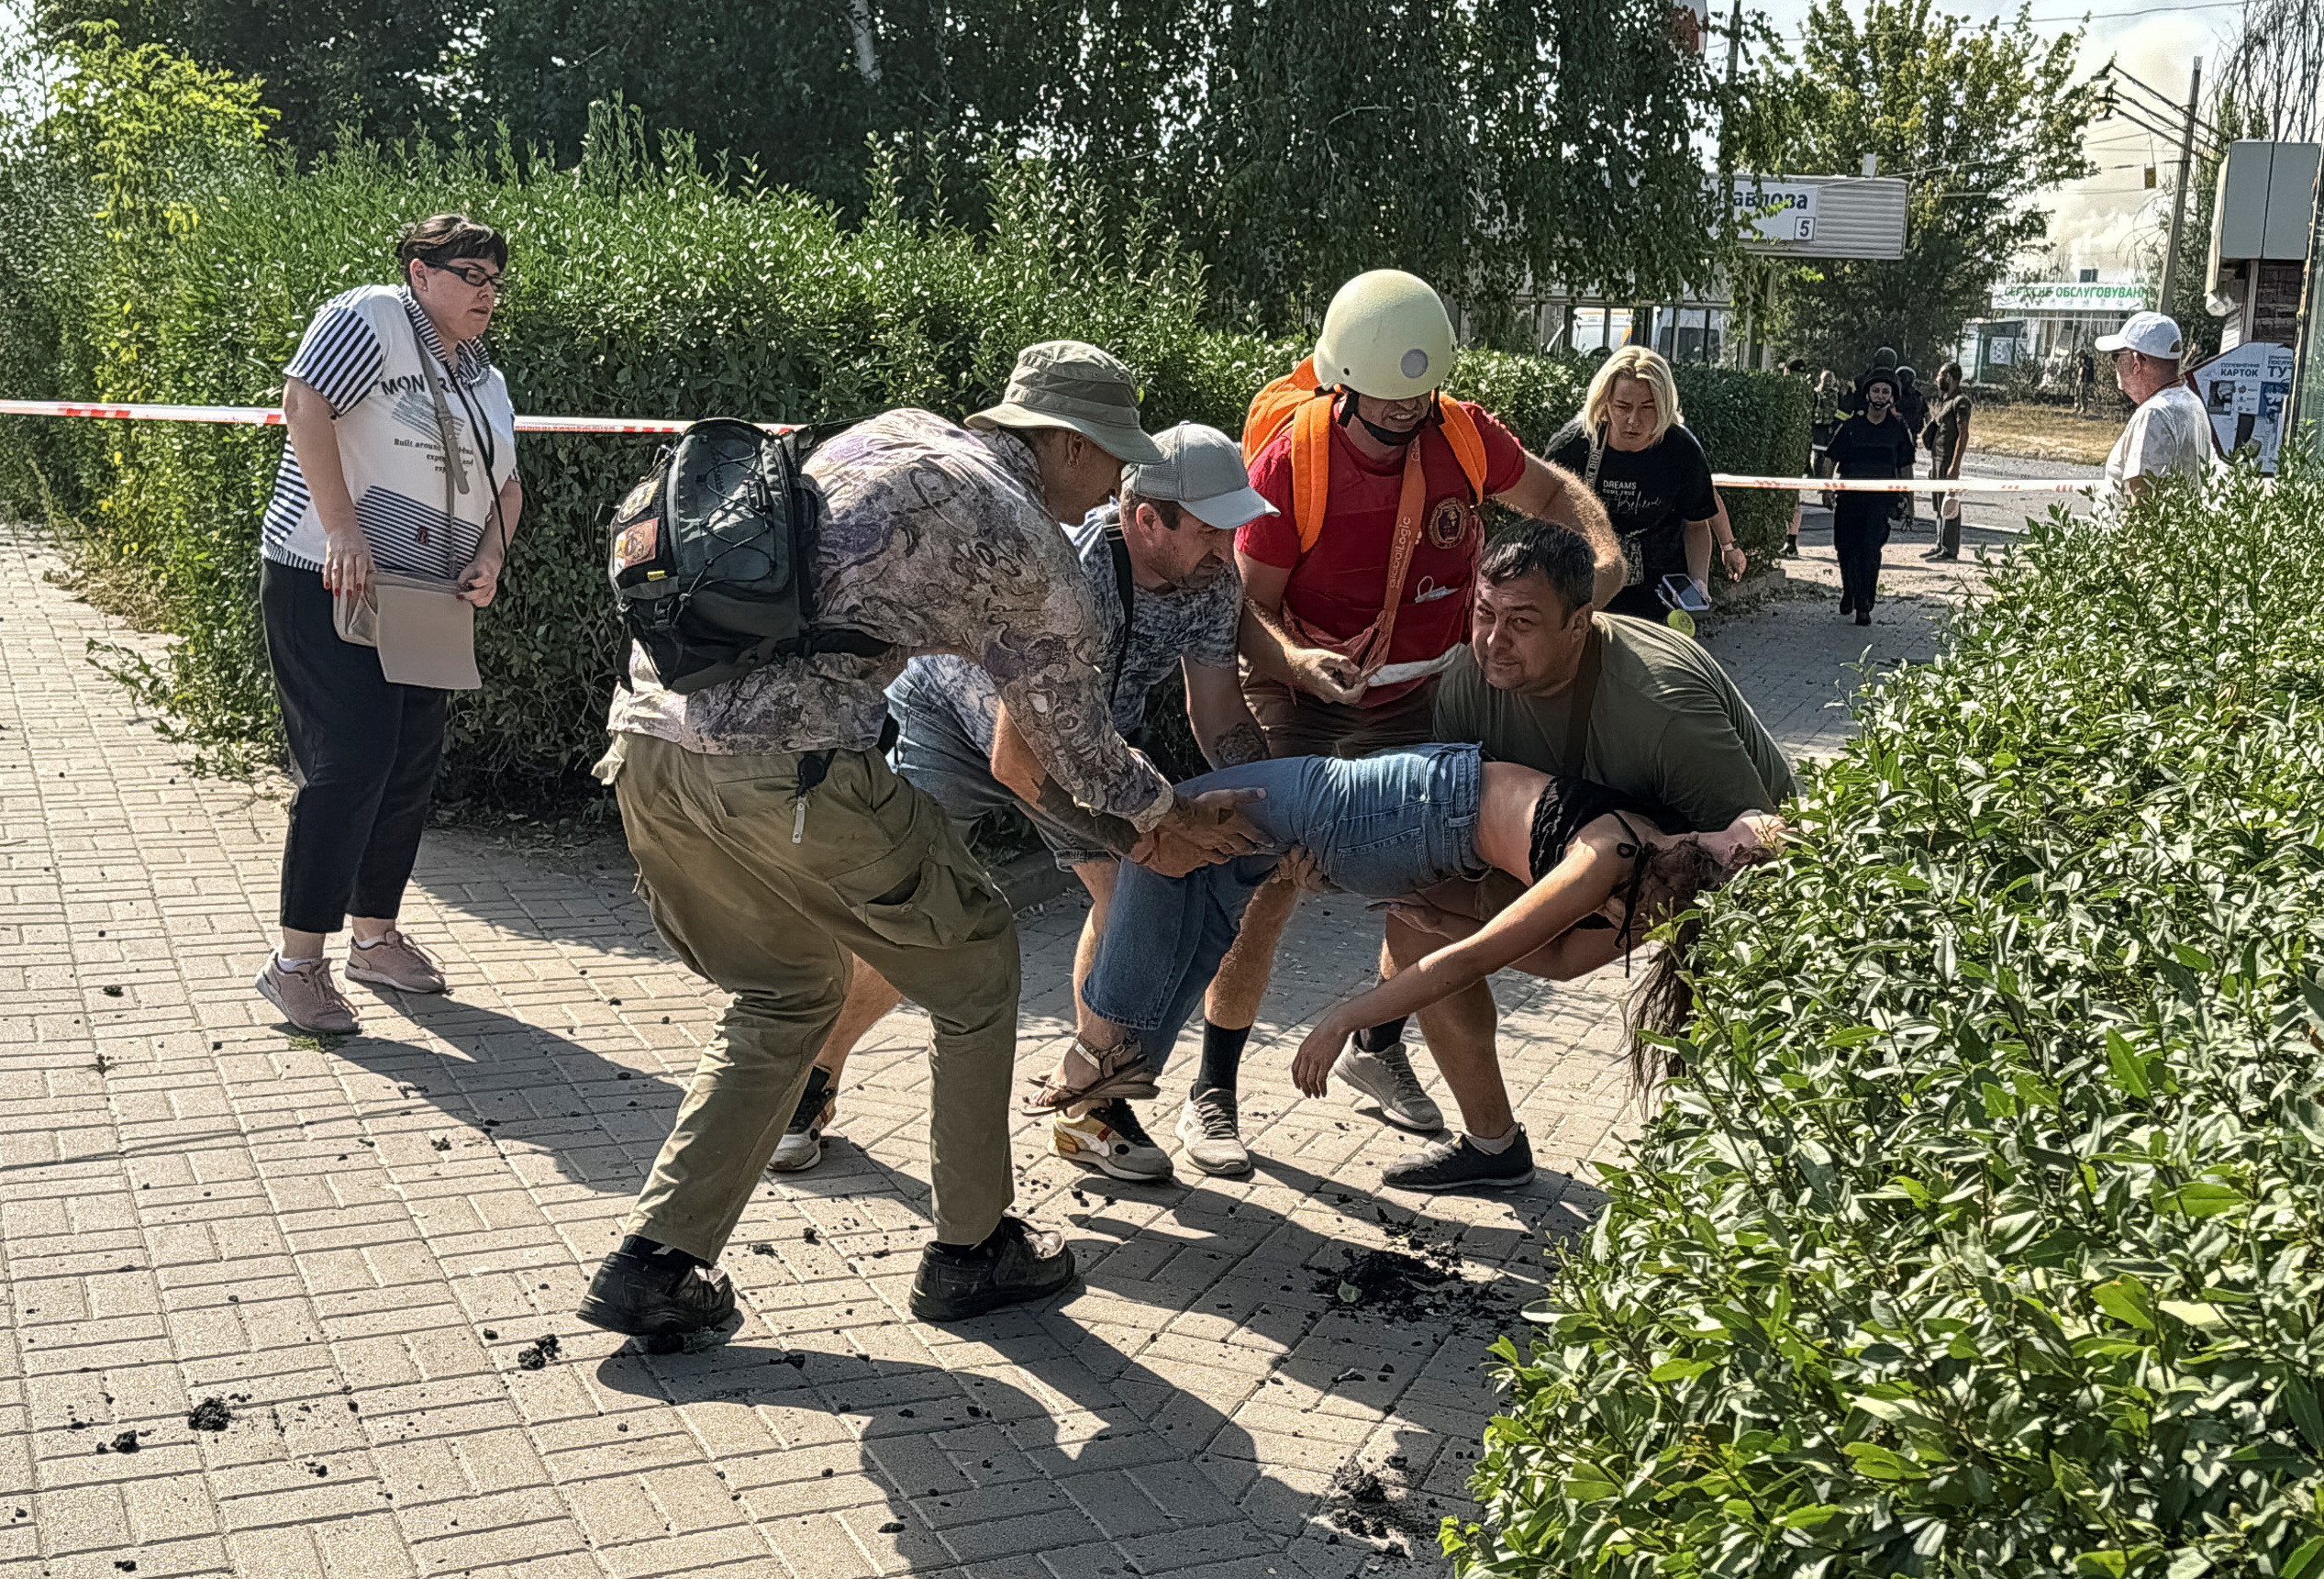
<box><xmin>0</xmin><ymin>398</ymin><xmax>751</xmax><ymax>436</ymax></box>
<box><xmin>1712</xmin><ymin>473</ymin><xmax>2084</xmax><ymax>495</ymax></box>
<box><xmin>0</xmin><ymin>399</ymin><xmax>2089</xmax><ymax>492</ymax></box>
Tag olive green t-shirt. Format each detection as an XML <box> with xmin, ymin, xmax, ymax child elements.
<box><xmin>1432</xmin><ymin>614</ymin><xmax>1795</xmax><ymax>828</ymax></box>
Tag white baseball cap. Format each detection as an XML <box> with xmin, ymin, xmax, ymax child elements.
<box><xmin>2095</xmin><ymin>311</ymin><xmax>2184</xmax><ymax>359</ymax></box>
<box><xmin>1121</xmin><ymin>422</ymin><xmax>1279</xmax><ymax>529</ymax></box>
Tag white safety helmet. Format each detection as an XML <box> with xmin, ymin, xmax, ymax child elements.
<box><xmin>1312</xmin><ymin>270</ymin><xmax>1457</xmax><ymax>400</ymax></box>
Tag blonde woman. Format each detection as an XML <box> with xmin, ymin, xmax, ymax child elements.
<box><xmin>1545</xmin><ymin>345</ymin><xmax>1744</xmax><ymax>622</ymax></box>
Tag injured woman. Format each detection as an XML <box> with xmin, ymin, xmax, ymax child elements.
<box><xmin>1027</xmin><ymin>740</ymin><xmax>1776</xmax><ymax>1174</ymax></box>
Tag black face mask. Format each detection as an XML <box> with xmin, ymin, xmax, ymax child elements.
<box><xmin>1338</xmin><ymin>391</ymin><xmax>1433</xmax><ymax>448</ymax></box>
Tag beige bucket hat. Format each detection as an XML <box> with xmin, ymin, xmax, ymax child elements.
<box><xmin>967</xmin><ymin>340</ymin><xmax>1166</xmax><ymax>466</ymax></box>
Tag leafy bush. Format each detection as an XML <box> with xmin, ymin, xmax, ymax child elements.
<box><xmin>1451</xmin><ymin>461</ymin><xmax>2324</xmax><ymax>1577</ymax></box>
<box><xmin>3</xmin><ymin>40</ymin><xmax>1807</xmax><ymax>796</ymax></box>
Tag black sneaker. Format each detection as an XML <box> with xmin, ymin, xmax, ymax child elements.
<box><xmin>909</xmin><ymin>1217</ymin><xmax>1076</xmax><ymax>1322</ymax></box>
<box><xmin>1380</xmin><ymin>1127</ymin><xmax>1536</xmax><ymax>1193</ymax></box>
<box><xmin>576</xmin><ymin>1241</ymin><xmax>737</xmax><ymax>1337</ymax></box>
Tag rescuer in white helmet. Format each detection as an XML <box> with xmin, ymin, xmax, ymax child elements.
<box><xmin>1159</xmin><ymin>269</ymin><xmax>1618</xmax><ymax>1179</ymax></box>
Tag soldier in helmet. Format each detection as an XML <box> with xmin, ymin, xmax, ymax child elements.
<box><xmin>1158</xmin><ymin>270</ymin><xmax>1619</xmax><ymax>1176</ymax></box>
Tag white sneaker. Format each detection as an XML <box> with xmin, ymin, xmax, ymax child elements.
<box><xmin>1174</xmin><ymin>1088</ymin><xmax>1251</xmax><ymax>1175</ymax></box>
<box><xmin>768</xmin><ymin>1068</ymin><xmax>834</xmax><ymax>1173</ymax></box>
<box><xmin>1053</xmin><ymin>1101</ymin><xmax>1173</xmax><ymax>1181</ymax></box>
<box><xmin>1332</xmin><ymin>1040</ymin><xmax>1443</xmax><ymax>1132</ymax></box>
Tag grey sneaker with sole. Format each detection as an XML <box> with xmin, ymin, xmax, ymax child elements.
<box><xmin>1174</xmin><ymin>1087</ymin><xmax>1251</xmax><ymax>1175</ymax></box>
<box><xmin>1381</xmin><ymin>1127</ymin><xmax>1536</xmax><ymax>1193</ymax></box>
<box><xmin>769</xmin><ymin>1067</ymin><xmax>835</xmax><ymax>1173</ymax></box>
<box><xmin>1332</xmin><ymin>1040</ymin><xmax>1443</xmax><ymax>1132</ymax></box>
<box><xmin>343</xmin><ymin>928</ymin><xmax>447</xmax><ymax>993</ymax></box>
<box><xmin>257</xmin><ymin>957</ymin><xmax>360</xmax><ymax>1035</ymax></box>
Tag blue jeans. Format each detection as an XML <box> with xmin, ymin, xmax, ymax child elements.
<box><xmin>1081</xmin><ymin>743</ymin><xmax>1484</xmax><ymax>1069</ymax></box>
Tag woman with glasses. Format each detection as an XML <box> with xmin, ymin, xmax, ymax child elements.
<box><xmin>254</xmin><ymin>214</ymin><xmax>523</xmax><ymax>1034</ymax></box>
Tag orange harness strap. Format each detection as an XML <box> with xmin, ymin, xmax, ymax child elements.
<box><xmin>1242</xmin><ymin>356</ymin><xmax>1494</xmax><ymax>555</ymax></box>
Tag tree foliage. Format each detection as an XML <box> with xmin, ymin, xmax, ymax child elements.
<box><xmin>0</xmin><ymin>43</ymin><xmax>1804</xmax><ymax>795</ymax></box>
<box><xmin>41</xmin><ymin>0</ymin><xmax>452</xmax><ymax>149</ymax></box>
<box><xmin>1734</xmin><ymin>0</ymin><xmax>2102</xmax><ymax>375</ymax></box>
<box><xmin>39</xmin><ymin>0</ymin><xmax>1729</xmax><ymax>334</ymax></box>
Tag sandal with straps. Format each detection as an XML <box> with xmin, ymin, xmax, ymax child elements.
<box><xmin>1020</xmin><ymin>1035</ymin><xmax>1160</xmax><ymax>1115</ymax></box>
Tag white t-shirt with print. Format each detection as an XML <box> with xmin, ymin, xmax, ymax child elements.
<box><xmin>2101</xmin><ymin>384</ymin><xmax>2211</xmax><ymax>504</ymax></box>
<box><xmin>262</xmin><ymin>284</ymin><xmax>518</xmax><ymax>579</ymax></box>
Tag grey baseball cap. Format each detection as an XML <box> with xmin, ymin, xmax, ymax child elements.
<box><xmin>1122</xmin><ymin>422</ymin><xmax>1279</xmax><ymax>528</ymax></box>
<box><xmin>966</xmin><ymin>340</ymin><xmax>1166</xmax><ymax>466</ymax></box>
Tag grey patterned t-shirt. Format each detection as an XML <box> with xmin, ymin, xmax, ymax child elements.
<box><xmin>606</xmin><ymin>409</ymin><xmax>1174</xmax><ymax>833</ymax></box>
<box><xmin>895</xmin><ymin>503</ymin><xmax>1242</xmax><ymax>752</ymax></box>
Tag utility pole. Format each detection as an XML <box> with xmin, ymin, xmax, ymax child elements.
<box><xmin>2292</xmin><ymin>67</ymin><xmax>2324</xmax><ymax>438</ymax></box>
<box><xmin>2156</xmin><ymin>58</ymin><xmax>2203</xmax><ymax>316</ymax></box>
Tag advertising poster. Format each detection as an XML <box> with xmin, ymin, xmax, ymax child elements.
<box><xmin>2197</xmin><ymin>341</ymin><xmax>2295</xmax><ymax>473</ymax></box>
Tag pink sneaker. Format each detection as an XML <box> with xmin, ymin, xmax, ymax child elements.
<box><xmin>344</xmin><ymin>928</ymin><xmax>448</xmax><ymax>994</ymax></box>
<box><xmin>256</xmin><ymin>958</ymin><xmax>361</xmax><ymax>1035</ymax></box>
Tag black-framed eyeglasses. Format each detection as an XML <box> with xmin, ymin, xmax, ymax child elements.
<box><xmin>426</xmin><ymin>259</ymin><xmax>510</xmax><ymax>293</ymax></box>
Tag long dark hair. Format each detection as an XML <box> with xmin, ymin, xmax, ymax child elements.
<box><xmin>1625</xmin><ymin>830</ymin><xmax>1777</xmax><ymax>1091</ymax></box>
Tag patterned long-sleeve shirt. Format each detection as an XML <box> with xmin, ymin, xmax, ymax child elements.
<box><xmin>606</xmin><ymin>408</ymin><xmax>1175</xmax><ymax>833</ymax></box>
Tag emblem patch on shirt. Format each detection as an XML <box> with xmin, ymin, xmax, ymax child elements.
<box><xmin>1428</xmin><ymin>496</ymin><xmax>1473</xmax><ymax>550</ymax></box>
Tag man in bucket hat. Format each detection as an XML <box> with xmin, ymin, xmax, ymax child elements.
<box><xmin>774</xmin><ymin>421</ymin><xmax>1282</xmax><ymax>1184</ymax></box>
<box><xmin>583</xmin><ymin>346</ymin><xmax>1263</xmax><ymax>1340</ymax></box>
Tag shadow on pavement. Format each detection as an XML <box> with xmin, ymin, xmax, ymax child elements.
<box><xmin>328</xmin><ymin>992</ymin><xmax>685</xmax><ymax>1195</ymax></box>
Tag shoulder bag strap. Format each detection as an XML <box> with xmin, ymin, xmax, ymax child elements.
<box><xmin>405</xmin><ymin>306</ymin><xmax>473</xmax><ymax>552</ymax></box>
<box><xmin>1562</xmin><ymin>621</ymin><xmax>1602</xmax><ymax>775</ymax></box>
<box><xmin>1584</xmin><ymin>423</ymin><xmax>1607</xmax><ymax>494</ymax></box>
<box><xmin>1354</xmin><ymin>441</ymin><xmax>1430</xmax><ymax>676</ymax></box>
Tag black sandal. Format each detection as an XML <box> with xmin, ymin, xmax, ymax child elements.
<box><xmin>1020</xmin><ymin>1036</ymin><xmax>1160</xmax><ymax>1114</ymax></box>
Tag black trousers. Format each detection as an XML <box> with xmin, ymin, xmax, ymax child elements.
<box><xmin>1832</xmin><ymin>501</ymin><xmax>1890</xmax><ymax>614</ymax></box>
<box><xmin>261</xmin><ymin>559</ymin><xmax>449</xmax><ymax>934</ymax></box>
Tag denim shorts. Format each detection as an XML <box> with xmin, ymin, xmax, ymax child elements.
<box><xmin>1082</xmin><ymin>742</ymin><xmax>1484</xmax><ymax>1066</ymax></box>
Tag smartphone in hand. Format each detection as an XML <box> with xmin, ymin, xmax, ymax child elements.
<box><xmin>1658</xmin><ymin>574</ymin><xmax>1710</xmax><ymax>615</ymax></box>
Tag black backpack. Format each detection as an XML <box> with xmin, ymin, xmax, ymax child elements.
<box><xmin>607</xmin><ymin>418</ymin><xmax>890</xmax><ymax>695</ymax></box>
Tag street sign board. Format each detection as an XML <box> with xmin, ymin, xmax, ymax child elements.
<box><xmin>1733</xmin><ymin>181</ymin><xmax>1819</xmax><ymax>243</ymax></box>
<box><xmin>1734</xmin><ymin>174</ymin><xmax>1907</xmax><ymax>260</ymax></box>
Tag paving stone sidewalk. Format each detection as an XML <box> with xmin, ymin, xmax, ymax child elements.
<box><xmin>0</xmin><ymin>470</ymin><xmax>2074</xmax><ymax>1579</ymax></box>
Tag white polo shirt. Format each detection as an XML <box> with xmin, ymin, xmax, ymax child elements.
<box><xmin>261</xmin><ymin>285</ymin><xmax>518</xmax><ymax>579</ymax></box>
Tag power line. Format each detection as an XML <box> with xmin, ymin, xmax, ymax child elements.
<box><xmin>2026</xmin><ymin>0</ymin><xmax>2244</xmax><ymax>16</ymax></box>
<box><xmin>2108</xmin><ymin>66</ymin><xmax>2230</xmax><ymax>143</ymax></box>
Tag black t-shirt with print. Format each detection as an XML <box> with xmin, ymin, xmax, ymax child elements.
<box><xmin>1546</xmin><ymin>418</ymin><xmax>1718</xmax><ymax>616</ymax></box>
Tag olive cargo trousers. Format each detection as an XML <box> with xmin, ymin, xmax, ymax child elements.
<box><xmin>601</xmin><ymin>731</ymin><xmax>1021</xmax><ymax>1257</ymax></box>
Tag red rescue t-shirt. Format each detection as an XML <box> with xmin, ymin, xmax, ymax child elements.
<box><xmin>1240</xmin><ymin>399</ymin><xmax>1527</xmax><ymax>706</ymax></box>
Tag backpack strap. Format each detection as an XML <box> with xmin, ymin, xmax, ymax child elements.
<box><xmin>1284</xmin><ymin>389</ymin><xmax>1496</xmax><ymax>557</ymax></box>
<box><xmin>1103</xmin><ymin>517</ymin><xmax>1136</xmax><ymax>708</ymax></box>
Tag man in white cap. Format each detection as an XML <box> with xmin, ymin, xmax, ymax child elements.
<box><xmin>773</xmin><ymin>422</ymin><xmax>1281</xmax><ymax>1184</ymax></box>
<box><xmin>581</xmin><ymin>345</ymin><xmax>1265</xmax><ymax>1340</ymax></box>
<box><xmin>2096</xmin><ymin>311</ymin><xmax>2212</xmax><ymax>507</ymax></box>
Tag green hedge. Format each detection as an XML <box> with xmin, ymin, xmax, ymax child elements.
<box><xmin>1451</xmin><ymin>461</ymin><xmax>2324</xmax><ymax>1577</ymax></box>
<box><xmin>3</xmin><ymin>48</ymin><xmax>1807</xmax><ymax>795</ymax></box>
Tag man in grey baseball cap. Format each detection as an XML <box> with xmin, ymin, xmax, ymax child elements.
<box><xmin>2096</xmin><ymin>311</ymin><xmax>2213</xmax><ymax>508</ymax></box>
<box><xmin>777</xmin><ymin>422</ymin><xmax>1285</xmax><ymax>1185</ymax></box>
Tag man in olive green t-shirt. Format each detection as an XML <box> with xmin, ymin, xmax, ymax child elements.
<box><xmin>1362</xmin><ymin>518</ymin><xmax>1792</xmax><ymax>1193</ymax></box>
